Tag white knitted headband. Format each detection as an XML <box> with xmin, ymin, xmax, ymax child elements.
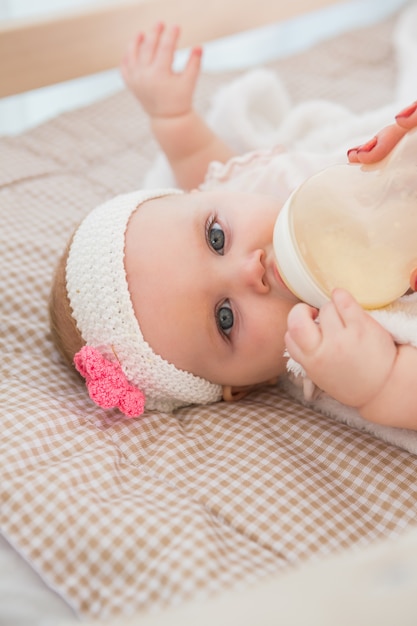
<box><xmin>66</xmin><ymin>189</ymin><xmax>222</xmax><ymax>415</ymax></box>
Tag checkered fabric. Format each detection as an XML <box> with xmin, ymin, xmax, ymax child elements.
<box><xmin>1</xmin><ymin>13</ymin><xmax>417</xmax><ymax>621</ymax></box>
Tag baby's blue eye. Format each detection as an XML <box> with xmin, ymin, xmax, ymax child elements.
<box><xmin>217</xmin><ymin>301</ymin><xmax>234</xmax><ymax>335</ymax></box>
<box><xmin>208</xmin><ymin>221</ymin><xmax>225</xmax><ymax>254</ymax></box>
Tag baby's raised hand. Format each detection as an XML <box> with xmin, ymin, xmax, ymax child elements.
<box><xmin>285</xmin><ymin>289</ymin><xmax>397</xmax><ymax>409</ymax></box>
<box><xmin>121</xmin><ymin>22</ymin><xmax>202</xmax><ymax>120</ymax></box>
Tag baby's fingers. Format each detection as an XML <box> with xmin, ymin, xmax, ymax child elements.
<box><xmin>140</xmin><ymin>21</ymin><xmax>165</xmax><ymax>65</ymax></box>
<box><xmin>285</xmin><ymin>303</ymin><xmax>320</xmax><ymax>359</ymax></box>
<box><xmin>153</xmin><ymin>24</ymin><xmax>181</xmax><ymax>69</ymax></box>
<box><xmin>121</xmin><ymin>32</ymin><xmax>143</xmax><ymax>75</ymax></box>
<box><xmin>183</xmin><ymin>46</ymin><xmax>203</xmax><ymax>85</ymax></box>
<box><xmin>329</xmin><ymin>288</ymin><xmax>365</xmax><ymax>328</ymax></box>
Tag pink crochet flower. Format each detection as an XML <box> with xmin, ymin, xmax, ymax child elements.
<box><xmin>74</xmin><ymin>346</ymin><xmax>145</xmax><ymax>418</ymax></box>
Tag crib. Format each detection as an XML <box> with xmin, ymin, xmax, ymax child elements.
<box><xmin>1</xmin><ymin>1</ymin><xmax>417</xmax><ymax>624</ymax></box>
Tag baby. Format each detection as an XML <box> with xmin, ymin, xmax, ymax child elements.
<box><xmin>50</xmin><ymin>23</ymin><xmax>417</xmax><ymax>428</ymax></box>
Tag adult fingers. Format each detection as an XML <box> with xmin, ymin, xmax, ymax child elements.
<box><xmin>347</xmin><ymin>123</ymin><xmax>407</xmax><ymax>164</ymax></box>
<box><xmin>395</xmin><ymin>101</ymin><xmax>417</xmax><ymax>130</ymax></box>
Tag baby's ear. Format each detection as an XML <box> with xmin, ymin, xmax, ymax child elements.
<box><xmin>222</xmin><ymin>385</ymin><xmax>253</xmax><ymax>402</ymax></box>
<box><xmin>222</xmin><ymin>378</ymin><xmax>278</xmax><ymax>403</ymax></box>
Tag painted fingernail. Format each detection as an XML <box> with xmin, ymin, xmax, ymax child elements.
<box><xmin>347</xmin><ymin>146</ymin><xmax>359</xmax><ymax>158</ymax></box>
<box><xmin>356</xmin><ymin>136</ymin><xmax>378</xmax><ymax>153</ymax></box>
<box><xmin>395</xmin><ymin>102</ymin><xmax>417</xmax><ymax>119</ymax></box>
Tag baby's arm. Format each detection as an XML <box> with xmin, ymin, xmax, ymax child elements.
<box><xmin>285</xmin><ymin>289</ymin><xmax>417</xmax><ymax>429</ymax></box>
<box><xmin>121</xmin><ymin>22</ymin><xmax>235</xmax><ymax>189</ymax></box>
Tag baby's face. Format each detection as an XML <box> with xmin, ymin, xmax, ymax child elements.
<box><xmin>125</xmin><ymin>190</ymin><xmax>299</xmax><ymax>390</ymax></box>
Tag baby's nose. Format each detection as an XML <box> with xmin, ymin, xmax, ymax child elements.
<box><xmin>239</xmin><ymin>249</ymin><xmax>269</xmax><ymax>293</ymax></box>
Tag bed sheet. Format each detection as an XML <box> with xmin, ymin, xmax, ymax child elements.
<box><xmin>1</xmin><ymin>6</ymin><xmax>417</xmax><ymax>623</ymax></box>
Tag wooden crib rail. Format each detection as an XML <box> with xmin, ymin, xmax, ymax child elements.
<box><xmin>0</xmin><ymin>0</ymin><xmax>341</xmax><ymax>98</ymax></box>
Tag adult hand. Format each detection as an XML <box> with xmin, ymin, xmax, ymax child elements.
<box><xmin>347</xmin><ymin>101</ymin><xmax>417</xmax><ymax>164</ymax></box>
<box><xmin>347</xmin><ymin>102</ymin><xmax>417</xmax><ymax>291</ymax></box>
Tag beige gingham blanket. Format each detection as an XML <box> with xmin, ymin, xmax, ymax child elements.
<box><xmin>1</xmin><ymin>10</ymin><xmax>417</xmax><ymax>621</ymax></box>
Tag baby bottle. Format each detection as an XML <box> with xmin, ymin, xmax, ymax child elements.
<box><xmin>273</xmin><ymin>128</ymin><xmax>417</xmax><ymax>309</ymax></box>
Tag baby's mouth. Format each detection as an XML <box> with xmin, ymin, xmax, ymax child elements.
<box><xmin>273</xmin><ymin>263</ymin><xmax>286</xmax><ymax>289</ymax></box>
<box><xmin>270</xmin><ymin>260</ymin><xmax>297</xmax><ymax>299</ymax></box>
